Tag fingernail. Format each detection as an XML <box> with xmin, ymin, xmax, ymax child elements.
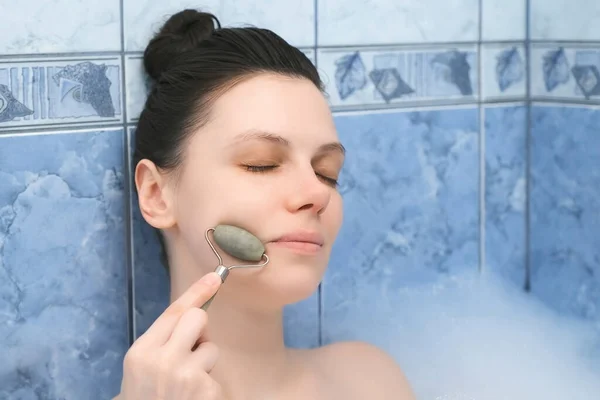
<box><xmin>202</xmin><ymin>273</ymin><xmax>221</xmax><ymax>287</ymax></box>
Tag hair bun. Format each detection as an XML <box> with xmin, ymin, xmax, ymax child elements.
<box><xmin>144</xmin><ymin>9</ymin><xmax>221</xmax><ymax>81</ymax></box>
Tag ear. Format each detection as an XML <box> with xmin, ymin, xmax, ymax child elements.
<box><xmin>135</xmin><ymin>159</ymin><xmax>177</xmax><ymax>230</ymax></box>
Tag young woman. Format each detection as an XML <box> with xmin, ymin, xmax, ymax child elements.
<box><xmin>115</xmin><ymin>9</ymin><xmax>416</xmax><ymax>400</ymax></box>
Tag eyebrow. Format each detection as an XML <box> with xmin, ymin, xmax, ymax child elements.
<box><xmin>231</xmin><ymin>130</ymin><xmax>346</xmax><ymax>155</ymax></box>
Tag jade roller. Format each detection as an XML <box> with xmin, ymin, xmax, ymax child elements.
<box><xmin>200</xmin><ymin>224</ymin><xmax>269</xmax><ymax>311</ymax></box>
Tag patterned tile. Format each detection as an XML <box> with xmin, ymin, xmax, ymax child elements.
<box><xmin>322</xmin><ymin>107</ymin><xmax>480</xmax><ymax>343</ymax></box>
<box><xmin>484</xmin><ymin>105</ymin><xmax>527</xmax><ymax>287</ymax></box>
<box><xmin>0</xmin><ymin>57</ymin><xmax>123</xmax><ymax>129</ymax></box>
<box><xmin>0</xmin><ymin>128</ymin><xmax>128</xmax><ymax>399</ymax></box>
<box><xmin>123</xmin><ymin>0</ymin><xmax>315</xmax><ymax>51</ymax></box>
<box><xmin>1</xmin><ymin>0</ymin><xmax>121</xmax><ymax>54</ymax></box>
<box><xmin>530</xmin><ymin>105</ymin><xmax>600</xmax><ymax>329</ymax></box>
<box><xmin>317</xmin><ymin>47</ymin><xmax>478</xmax><ymax>109</ymax></box>
<box><xmin>317</xmin><ymin>0</ymin><xmax>478</xmax><ymax>46</ymax></box>
<box><xmin>481</xmin><ymin>0</ymin><xmax>526</xmax><ymax>40</ymax></box>
<box><xmin>531</xmin><ymin>46</ymin><xmax>600</xmax><ymax>103</ymax></box>
<box><xmin>481</xmin><ymin>45</ymin><xmax>526</xmax><ymax>101</ymax></box>
<box><xmin>531</xmin><ymin>0</ymin><xmax>600</xmax><ymax>41</ymax></box>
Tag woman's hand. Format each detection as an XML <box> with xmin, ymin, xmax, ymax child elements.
<box><xmin>115</xmin><ymin>272</ymin><xmax>223</xmax><ymax>400</ymax></box>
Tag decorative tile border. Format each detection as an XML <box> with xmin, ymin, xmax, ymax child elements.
<box><xmin>0</xmin><ymin>57</ymin><xmax>123</xmax><ymax>130</ymax></box>
<box><xmin>317</xmin><ymin>46</ymin><xmax>478</xmax><ymax>109</ymax></box>
<box><xmin>531</xmin><ymin>44</ymin><xmax>600</xmax><ymax>103</ymax></box>
<box><xmin>481</xmin><ymin>44</ymin><xmax>526</xmax><ymax>101</ymax></box>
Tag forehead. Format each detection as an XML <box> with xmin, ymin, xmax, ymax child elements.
<box><xmin>205</xmin><ymin>74</ymin><xmax>338</xmax><ymax>145</ymax></box>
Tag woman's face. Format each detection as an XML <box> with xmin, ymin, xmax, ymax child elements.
<box><xmin>165</xmin><ymin>73</ymin><xmax>344</xmax><ymax>307</ymax></box>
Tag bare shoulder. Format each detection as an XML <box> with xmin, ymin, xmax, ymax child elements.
<box><xmin>312</xmin><ymin>341</ymin><xmax>416</xmax><ymax>400</ymax></box>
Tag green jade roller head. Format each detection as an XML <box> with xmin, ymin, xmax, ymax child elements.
<box><xmin>200</xmin><ymin>224</ymin><xmax>269</xmax><ymax>311</ymax></box>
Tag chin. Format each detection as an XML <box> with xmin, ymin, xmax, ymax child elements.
<box><xmin>269</xmin><ymin>267</ymin><xmax>323</xmax><ymax>305</ymax></box>
<box><xmin>227</xmin><ymin>255</ymin><xmax>327</xmax><ymax>307</ymax></box>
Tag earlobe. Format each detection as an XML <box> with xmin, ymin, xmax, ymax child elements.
<box><xmin>135</xmin><ymin>160</ymin><xmax>177</xmax><ymax>229</ymax></box>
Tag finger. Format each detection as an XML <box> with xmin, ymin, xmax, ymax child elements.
<box><xmin>188</xmin><ymin>341</ymin><xmax>220</xmax><ymax>373</ymax></box>
<box><xmin>137</xmin><ymin>272</ymin><xmax>222</xmax><ymax>346</ymax></box>
<box><xmin>166</xmin><ymin>307</ymin><xmax>209</xmax><ymax>352</ymax></box>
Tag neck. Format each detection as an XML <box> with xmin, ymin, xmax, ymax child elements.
<box><xmin>170</xmin><ymin>269</ymin><xmax>293</xmax><ymax>399</ymax></box>
<box><xmin>207</xmin><ymin>298</ymin><xmax>292</xmax><ymax>398</ymax></box>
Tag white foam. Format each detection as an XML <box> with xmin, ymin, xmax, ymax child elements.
<box><xmin>347</xmin><ymin>269</ymin><xmax>600</xmax><ymax>400</ymax></box>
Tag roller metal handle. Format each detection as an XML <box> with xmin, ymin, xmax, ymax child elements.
<box><xmin>200</xmin><ymin>265</ymin><xmax>229</xmax><ymax>311</ymax></box>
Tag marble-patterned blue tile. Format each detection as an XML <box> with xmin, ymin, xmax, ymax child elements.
<box><xmin>318</xmin><ymin>0</ymin><xmax>478</xmax><ymax>46</ymax></box>
<box><xmin>317</xmin><ymin>47</ymin><xmax>478</xmax><ymax>110</ymax></box>
<box><xmin>123</xmin><ymin>0</ymin><xmax>315</xmax><ymax>51</ymax></box>
<box><xmin>531</xmin><ymin>0</ymin><xmax>600</xmax><ymax>41</ymax></box>
<box><xmin>1</xmin><ymin>0</ymin><xmax>121</xmax><ymax>54</ymax></box>
<box><xmin>530</xmin><ymin>105</ymin><xmax>600</xmax><ymax>328</ymax></box>
<box><xmin>484</xmin><ymin>105</ymin><xmax>527</xmax><ymax>287</ymax></box>
<box><xmin>481</xmin><ymin>45</ymin><xmax>526</xmax><ymax>101</ymax></box>
<box><xmin>0</xmin><ymin>57</ymin><xmax>123</xmax><ymax>129</ymax></box>
<box><xmin>322</xmin><ymin>107</ymin><xmax>480</xmax><ymax>343</ymax></box>
<box><xmin>0</xmin><ymin>128</ymin><xmax>128</xmax><ymax>399</ymax></box>
<box><xmin>531</xmin><ymin>46</ymin><xmax>600</xmax><ymax>103</ymax></box>
<box><xmin>482</xmin><ymin>0</ymin><xmax>526</xmax><ymax>40</ymax></box>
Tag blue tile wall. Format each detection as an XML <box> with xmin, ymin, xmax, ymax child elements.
<box><xmin>530</xmin><ymin>106</ymin><xmax>600</xmax><ymax>327</ymax></box>
<box><xmin>317</xmin><ymin>0</ymin><xmax>479</xmax><ymax>45</ymax></box>
<box><xmin>530</xmin><ymin>0</ymin><xmax>600</xmax><ymax>41</ymax></box>
<box><xmin>2</xmin><ymin>0</ymin><xmax>600</xmax><ymax>397</ymax></box>
<box><xmin>0</xmin><ymin>129</ymin><xmax>128</xmax><ymax>399</ymax></box>
<box><xmin>323</xmin><ymin>107</ymin><xmax>480</xmax><ymax>343</ymax></box>
<box><xmin>484</xmin><ymin>105</ymin><xmax>527</xmax><ymax>287</ymax></box>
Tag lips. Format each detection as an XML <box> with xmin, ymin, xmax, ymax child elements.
<box><xmin>268</xmin><ymin>231</ymin><xmax>325</xmax><ymax>254</ymax></box>
<box><xmin>272</xmin><ymin>231</ymin><xmax>325</xmax><ymax>246</ymax></box>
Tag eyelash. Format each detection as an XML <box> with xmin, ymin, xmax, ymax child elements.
<box><xmin>243</xmin><ymin>165</ymin><xmax>339</xmax><ymax>187</ymax></box>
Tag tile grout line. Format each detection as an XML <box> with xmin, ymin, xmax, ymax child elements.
<box><xmin>4</xmin><ymin>98</ymin><xmax>598</xmax><ymax>136</ymax></box>
<box><xmin>3</xmin><ymin>96</ymin><xmax>598</xmax><ymax>135</ymax></box>
<box><xmin>524</xmin><ymin>0</ymin><xmax>532</xmax><ymax>292</ymax></box>
<box><xmin>2</xmin><ymin>39</ymin><xmax>600</xmax><ymax>60</ymax></box>
<box><xmin>119</xmin><ymin>0</ymin><xmax>136</xmax><ymax>346</ymax></box>
<box><xmin>125</xmin><ymin>128</ymin><xmax>137</xmax><ymax>344</ymax></box>
<box><xmin>478</xmin><ymin>0</ymin><xmax>486</xmax><ymax>275</ymax></box>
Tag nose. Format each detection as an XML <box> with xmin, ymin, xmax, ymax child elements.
<box><xmin>285</xmin><ymin>167</ymin><xmax>332</xmax><ymax>216</ymax></box>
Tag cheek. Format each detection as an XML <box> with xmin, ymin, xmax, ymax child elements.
<box><xmin>325</xmin><ymin>193</ymin><xmax>344</xmax><ymax>238</ymax></box>
<box><xmin>176</xmin><ymin>172</ymin><xmax>276</xmax><ymax>232</ymax></box>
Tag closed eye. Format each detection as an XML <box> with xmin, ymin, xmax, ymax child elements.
<box><xmin>243</xmin><ymin>165</ymin><xmax>278</xmax><ymax>173</ymax></box>
<box><xmin>316</xmin><ymin>173</ymin><xmax>338</xmax><ymax>187</ymax></box>
<box><xmin>244</xmin><ymin>165</ymin><xmax>338</xmax><ymax>188</ymax></box>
